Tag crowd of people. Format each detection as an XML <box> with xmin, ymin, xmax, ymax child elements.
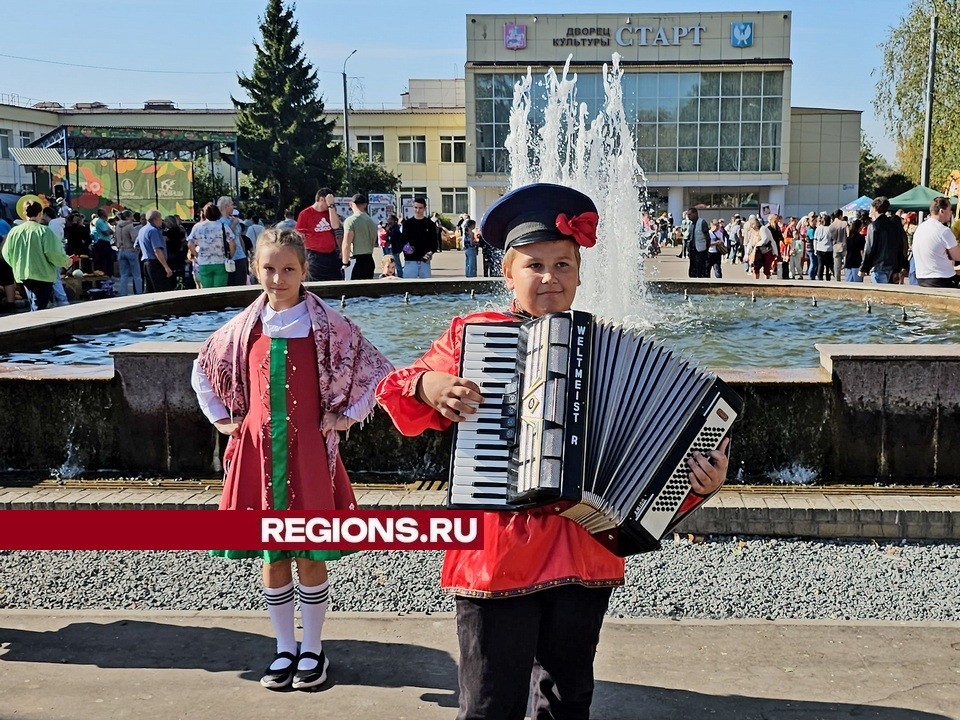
<box><xmin>665</xmin><ymin>196</ymin><xmax>960</xmax><ymax>287</ymax></box>
<box><xmin>5</xmin><ymin>191</ymin><xmax>959</xmax><ymax>314</ymax></box>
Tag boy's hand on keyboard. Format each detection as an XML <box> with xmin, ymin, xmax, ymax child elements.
<box><xmin>416</xmin><ymin>371</ymin><xmax>484</xmax><ymax>422</ymax></box>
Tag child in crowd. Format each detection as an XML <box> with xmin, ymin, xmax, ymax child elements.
<box><xmin>376</xmin><ymin>183</ymin><xmax>729</xmax><ymax>719</ymax></box>
<box><xmin>379</xmin><ymin>255</ymin><xmax>400</xmax><ymax>279</ymax></box>
<box><xmin>191</xmin><ymin>228</ymin><xmax>392</xmax><ymax>691</ymax></box>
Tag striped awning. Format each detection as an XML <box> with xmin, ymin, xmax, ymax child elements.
<box><xmin>10</xmin><ymin>147</ymin><xmax>66</xmax><ymax>167</ymax></box>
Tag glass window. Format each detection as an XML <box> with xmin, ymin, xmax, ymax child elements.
<box><xmin>477</xmin><ymin>149</ymin><xmax>495</xmax><ymax>173</ymax></box>
<box><xmin>740</xmin><ymin>146</ymin><xmax>760</xmax><ymax>172</ymax></box>
<box><xmin>636</xmin><ymin>97</ymin><xmax>658</xmax><ymax>123</ymax></box>
<box><xmin>656</xmin><ymin>148</ymin><xmax>677</xmax><ymax>173</ymax></box>
<box><xmin>441</xmin><ymin>135</ymin><xmax>466</xmax><ymax>163</ymax></box>
<box><xmin>678</xmin><ymin>123</ymin><xmax>698</xmax><ymax>147</ymax></box>
<box><xmin>494</xmin><ymin>74</ymin><xmax>515</xmax><ymax>99</ymax></box>
<box><xmin>657</xmin><ymin>99</ymin><xmax>678</xmax><ymax>123</ymax></box>
<box><xmin>475</xmin><ymin>74</ymin><xmax>493</xmax><ymax>99</ymax></box>
<box><xmin>398</xmin><ymin>136</ymin><xmax>426</xmax><ymax>163</ymax></box>
<box><xmin>720</xmin><ymin>97</ymin><xmax>740</xmax><ymax>122</ymax></box>
<box><xmin>637</xmin><ymin>74</ymin><xmax>658</xmax><ymax>97</ymax></box>
<box><xmin>637</xmin><ymin>148</ymin><xmax>656</xmax><ymax>172</ymax></box>
<box><xmin>356</xmin><ymin>135</ymin><xmax>384</xmax><ymax>162</ymax></box>
<box><xmin>720</xmin><ymin>123</ymin><xmax>740</xmax><ymax>146</ymax></box>
<box><xmin>636</xmin><ymin>122</ymin><xmax>657</xmax><ymax>147</ymax></box>
<box><xmin>19</xmin><ymin>131</ymin><xmax>33</xmax><ymax>147</ymax></box>
<box><xmin>700</xmin><ymin>73</ymin><xmax>720</xmax><ymax>96</ymax></box>
<box><xmin>741</xmin><ymin>123</ymin><xmax>760</xmax><ymax>146</ymax></box>
<box><xmin>698</xmin><ymin>147</ymin><xmax>719</xmax><ymax>173</ymax></box>
<box><xmin>476</xmin><ymin>124</ymin><xmax>494</xmax><ymax>148</ymax></box>
<box><xmin>761</xmin><ymin>122</ymin><xmax>781</xmax><ymax>147</ymax></box>
<box><xmin>658</xmin><ymin>73</ymin><xmax>679</xmax><ymax>99</ymax></box>
<box><xmin>493</xmin><ymin>99</ymin><xmax>513</xmax><ymax>124</ymax></box>
<box><xmin>678</xmin><ymin>148</ymin><xmax>698</xmax><ymax>172</ymax></box>
<box><xmin>494</xmin><ymin>151</ymin><xmax>509</xmax><ymax>174</ymax></box>
<box><xmin>720</xmin><ymin>73</ymin><xmax>741</xmax><ymax>96</ymax></box>
<box><xmin>475</xmin><ymin>100</ymin><xmax>494</xmax><ymax>124</ymax></box>
<box><xmin>677</xmin><ymin>73</ymin><xmax>700</xmax><ymax>100</ymax></box>
<box><xmin>399</xmin><ymin>186</ymin><xmax>428</xmax><ymax>204</ymax></box>
<box><xmin>678</xmin><ymin>96</ymin><xmax>699</xmax><ymax>122</ymax></box>
<box><xmin>741</xmin><ymin>97</ymin><xmax>762</xmax><ymax>122</ymax></box>
<box><xmin>742</xmin><ymin>72</ymin><xmax>763</xmax><ymax>96</ymax></box>
<box><xmin>657</xmin><ymin>123</ymin><xmax>677</xmax><ymax>148</ymax></box>
<box><xmin>760</xmin><ymin>147</ymin><xmax>779</xmax><ymax>172</ymax></box>
<box><xmin>762</xmin><ymin>98</ymin><xmax>783</xmax><ymax>121</ymax></box>
<box><xmin>441</xmin><ymin>187</ymin><xmax>469</xmax><ymax>215</ymax></box>
<box><xmin>700</xmin><ymin>97</ymin><xmax>719</xmax><ymax>122</ymax></box>
<box><xmin>699</xmin><ymin>123</ymin><xmax>719</xmax><ymax>147</ymax></box>
<box><xmin>763</xmin><ymin>71</ymin><xmax>783</xmax><ymax>96</ymax></box>
<box><xmin>719</xmin><ymin>147</ymin><xmax>740</xmax><ymax>172</ymax></box>
<box><xmin>0</xmin><ymin>130</ymin><xmax>9</xmax><ymax>160</ymax></box>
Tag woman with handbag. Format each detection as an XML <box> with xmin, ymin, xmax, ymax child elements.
<box><xmin>749</xmin><ymin>216</ymin><xmax>777</xmax><ymax>279</ymax></box>
<box><xmin>187</xmin><ymin>203</ymin><xmax>235</xmax><ymax>289</ymax></box>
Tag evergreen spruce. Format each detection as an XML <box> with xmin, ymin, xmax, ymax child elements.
<box><xmin>233</xmin><ymin>0</ymin><xmax>337</xmax><ymax>215</ymax></box>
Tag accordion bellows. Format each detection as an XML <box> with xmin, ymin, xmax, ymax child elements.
<box><xmin>449</xmin><ymin>310</ymin><xmax>744</xmax><ymax>557</ymax></box>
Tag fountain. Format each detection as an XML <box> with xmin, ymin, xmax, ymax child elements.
<box><xmin>1</xmin><ymin>55</ymin><xmax>960</xmax><ymax>485</ymax></box>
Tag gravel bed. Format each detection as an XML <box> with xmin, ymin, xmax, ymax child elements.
<box><xmin>1</xmin><ymin>537</ymin><xmax>958</xmax><ymax>622</ymax></box>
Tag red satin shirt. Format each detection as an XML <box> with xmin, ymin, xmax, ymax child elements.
<box><xmin>375</xmin><ymin>310</ymin><xmax>625</xmax><ymax>598</ymax></box>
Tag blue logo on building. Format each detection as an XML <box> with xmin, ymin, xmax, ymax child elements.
<box><xmin>731</xmin><ymin>22</ymin><xmax>754</xmax><ymax>48</ymax></box>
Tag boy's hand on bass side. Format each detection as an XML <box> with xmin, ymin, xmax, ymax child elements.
<box><xmin>688</xmin><ymin>436</ymin><xmax>730</xmax><ymax>496</ymax></box>
<box><xmin>416</xmin><ymin>371</ymin><xmax>484</xmax><ymax>423</ymax></box>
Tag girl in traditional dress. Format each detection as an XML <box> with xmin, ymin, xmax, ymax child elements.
<box><xmin>192</xmin><ymin>228</ymin><xmax>392</xmax><ymax>691</ymax></box>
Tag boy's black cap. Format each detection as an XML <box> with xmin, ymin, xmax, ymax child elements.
<box><xmin>480</xmin><ymin>182</ymin><xmax>598</xmax><ymax>250</ymax></box>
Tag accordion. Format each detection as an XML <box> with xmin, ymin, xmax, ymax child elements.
<box><xmin>449</xmin><ymin>310</ymin><xmax>743</xmax><ymax>557</ymax></box>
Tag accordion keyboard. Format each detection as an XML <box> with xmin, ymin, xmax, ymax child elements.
<box><xmin>449</xmin><ymin>323</ymin><xmax>522</xmax><ymax>507</ymax></box>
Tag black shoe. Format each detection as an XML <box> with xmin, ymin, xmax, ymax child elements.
<box><xmin>292</xmin><ymin>650</ymin><xmax>329</xmax><ymax>690</ymax></box>
<box><xmin>260</xmin><ymin>651</ymin><xmax>297</xmax><ymax>689</ymax></box>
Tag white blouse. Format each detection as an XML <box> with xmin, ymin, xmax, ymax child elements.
<box><xmin>191</xmin><ymin>302</ymin><xmax>312</xmax><ymax>423</ymax></box>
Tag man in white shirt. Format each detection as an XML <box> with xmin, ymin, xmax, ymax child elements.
<box><xmin>913</xmin><ymin>196</ymin><xmax>960</xmax><ymax>288</ymax></box>
<box><xmin>245</xmin><ymin>216</ymin><xmax>265</xmax><ymax>249</ymax></box>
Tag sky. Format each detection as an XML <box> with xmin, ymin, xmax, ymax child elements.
<box><xmin>0</xmin><ymin>0</ymin><xmax>906</xmax><ymax>161</ymax></box>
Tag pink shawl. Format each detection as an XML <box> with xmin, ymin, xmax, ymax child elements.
<box><xmin>196</xmin><ymin>291</ymin><xmax>394</xmax><ymax>478</ymax></box>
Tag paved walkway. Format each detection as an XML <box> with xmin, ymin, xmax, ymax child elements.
<box><xmin>0</xmin><ymin>610</ymin><xmax>957</xmax><ymax>719</ymax></box>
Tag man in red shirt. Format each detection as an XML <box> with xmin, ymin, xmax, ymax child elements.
<box><xmin>295</xmin><ymin>188</ymin><xmax>343</xmax><ymax>281</ymax></box>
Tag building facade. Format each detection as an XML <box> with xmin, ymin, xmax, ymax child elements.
<box><xmin>465</xmin><ymin>11</ymin><xmax>859</xmax><ymax>221</ymax></box>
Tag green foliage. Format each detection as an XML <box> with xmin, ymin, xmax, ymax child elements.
<box><xmin>859</xmin><ymin>132</ymin><xmax>892</xmax><ymax>197</ymax></box>
<box><xmin>331</xmin><ymin>151</ymin><xmax>402</xmax><ymax>196</ymax></box>
<box><xmin>233</xmin><ymin>0</ymin><xmax>340</xmax><ymax>216</ymax></box>
<box><xmin>193</xmin><ymin>158</ymin><xmax>234</xmax><ymax>213</ymax></box>
<box><xmin>874</xmin><ymin>172</ymin><xmax>914</xmax><ymax>199</ymax></box>
<box><xmin>875</xmin><ymin>0</ymin><xmax>960</xmax><ymax>187</ymax></box>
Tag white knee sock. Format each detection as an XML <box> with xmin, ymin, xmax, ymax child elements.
<box><xmin>263</xmin><ymin>581</ymin><xmax>297</xmax><ymax>669</ymax></box>
<box><xmin>297</xmin><ymin>581</ymin><xmax>329</xmax><ymax>670</ymax></box>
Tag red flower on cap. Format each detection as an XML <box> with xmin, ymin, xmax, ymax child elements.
<box><xmin>555</xmin><ymin>211</ymin><xmax>598</xmax><ymax>248</ymax></box>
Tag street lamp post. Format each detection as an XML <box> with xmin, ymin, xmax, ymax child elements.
<box><xmin>342</xmin><ymin>49</ymin><xmax>357</xmax><ymax>194</ymax></box>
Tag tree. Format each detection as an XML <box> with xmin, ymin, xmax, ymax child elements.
<box><xmin>859</xmin><ymin>131</ymin><xmax>891</xmax><ymax>197</ymax></box>
<box><xmin>193</xmin><ymin>157</ymin><xmax>234</xmax><ymax>214</ymax></box>
<box><xmin>233</xmin><ymin>0</ymin><xmax>339</xmax><ymax>216</ymax></box>
<box><xmin>875</xmin><ymin>0</ymin><xmax>960</xmax><ymax>188</ymax></box>
<box><xmin>331</xmin><ymin>151</ymin><xmax>402</xmax><ymax>197</ymax></box>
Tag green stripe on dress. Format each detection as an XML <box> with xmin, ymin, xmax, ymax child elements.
<box><xmin>269</xmin><ymin>337</ymin><xmax>289</xmax><ymax>510</ymax></box>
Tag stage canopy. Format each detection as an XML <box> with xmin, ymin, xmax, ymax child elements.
<box><xmin>28</xmin><ymin>125</ymin><xmax>238</xmax><ymax>218</ymax></box>
<box><xmin>887</xmin><ymin>185</ymin><xmax>958</xmax><ymax>212</ymax></box>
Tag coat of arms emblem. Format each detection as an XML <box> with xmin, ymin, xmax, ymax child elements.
<box><xmin>504</xmin><ymin>23</ymin><xmax>527</xmax><ymax>51</ymax></box>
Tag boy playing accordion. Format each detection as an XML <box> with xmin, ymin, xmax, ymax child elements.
<box><xmin>376</xmin><ymin>183</ymin><xmax>729</xmax><ymax>719</ymax></box>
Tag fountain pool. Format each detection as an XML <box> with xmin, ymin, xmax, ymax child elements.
<box><xmin>2</xmin><ymin>288</ymin><xmax>959</xmax><ymax>369</ymax></box>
